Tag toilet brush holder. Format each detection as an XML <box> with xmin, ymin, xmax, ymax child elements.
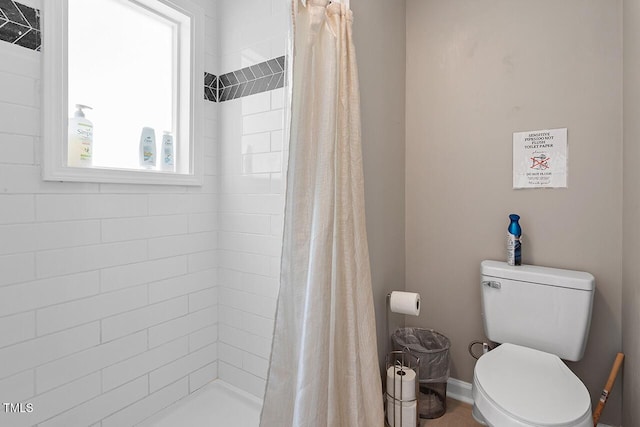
<box><xmin>385</xmin><ymin>351</ymin><xmax>419</xmax><ymax>427</ymax></box>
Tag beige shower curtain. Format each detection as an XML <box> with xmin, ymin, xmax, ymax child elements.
<box><xmin>260</xmin><ymin>0</ymin><xmax>384</xmax><ymax>426</ymax></box>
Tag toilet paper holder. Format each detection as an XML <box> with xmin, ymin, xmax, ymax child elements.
<box><xmin>385</xmin><ymin>351</ymin><xmax>420</xmax><ymax>427</ymax></box>
<box><xmin>387</xmin><ymin>291</ymin><xmax>421</xmax><ymax>316</ymax></box>
<box><xmin>385</xmin><ymin>291</ymin><xmax>421</xmax><ymax>356</ymax></box>
<box><xmin>385</xmin><ymin>291</ymin><xmax>422</xmax><ymax>426</ymax></box>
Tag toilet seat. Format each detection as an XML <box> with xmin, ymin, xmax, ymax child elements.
<box><xmin>472</xmin><ymin>343</ymin><xmax>592</xmax><ymax>427</ymax></box>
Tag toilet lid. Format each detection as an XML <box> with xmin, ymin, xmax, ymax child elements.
<box><xmin>474</xmin><ymin>343</ymin><xmax>591</xmax><ymax>426</ymax></box>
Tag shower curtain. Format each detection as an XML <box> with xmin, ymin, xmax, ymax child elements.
<box><xmin>260</xmin><ymin>0</ymin><xmax>384</xmax><ymax>426</ymax></box>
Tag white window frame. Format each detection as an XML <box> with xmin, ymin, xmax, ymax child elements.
<box><xmin>42</xmin><ymin>0</ymin><xmax>204</xmax><ymax>186</ymax></box>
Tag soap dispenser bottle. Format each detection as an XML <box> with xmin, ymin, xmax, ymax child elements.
<box><xmin>507</xmin><ymin>214</ymin><xmax>522</xmax><ymax>266</ymax></box>
<box><xmin>161</xmin><ymin>131</ymin><xmax>174</xmax><ymax>172</ymax></box>
<box><xmin>68</xmin><ymin>104</ymin><xmax>93</xmax><ymax>167</ymax></box>
<box><xmin>139</xmin><ymin>127</ymin><xmax>156</xmax><ymax>168</ymax></box>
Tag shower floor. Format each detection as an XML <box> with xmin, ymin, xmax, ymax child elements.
<box><xmin>138</xmin><ymin>380</ymin><xmax>262</xmax><ymax>427</ymax></box>
<box><xmin>138</xmin><ymin>380</ymin><xmax>480</xmax><ymax>427</ymax></box>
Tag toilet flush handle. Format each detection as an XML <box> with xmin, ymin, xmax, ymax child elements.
<box><xmin>482</xmin><ymin>280</ymin><xmax>501</xmax><ymax>289</ymax></box>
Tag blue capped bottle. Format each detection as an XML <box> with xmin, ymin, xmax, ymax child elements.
<box><xmin>507</xmin><ymin>214</ymin><xmax>522</xmax><ymax>266</ymax></box>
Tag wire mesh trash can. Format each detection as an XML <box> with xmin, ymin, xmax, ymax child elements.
<box><xmin>391</xmin><ymin>328</ymin><xmax>450</xmax><ymax>419</ymax></box>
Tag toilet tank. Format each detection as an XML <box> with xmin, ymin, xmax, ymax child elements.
<box><xmin>480</xmin><ymin>260</ymin><xmax>595</xmax><ymax>362</ymax></box>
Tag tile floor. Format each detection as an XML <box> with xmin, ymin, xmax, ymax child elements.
<box><xmin>420</xmin><ymin>399</ymin><xmax>483</xmax><ymax>427</ymax></box>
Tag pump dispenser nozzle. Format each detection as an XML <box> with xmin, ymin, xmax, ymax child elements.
<box><xmin>74</xmin><ymin>104</ymin><xmax>92</xmax><ymax>118</ymax></box>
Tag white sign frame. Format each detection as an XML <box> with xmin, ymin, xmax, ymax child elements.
<box><xmin>513</xmin><ymin>128</ymin><xmax>567</xmax><ymax>189</ymax></box>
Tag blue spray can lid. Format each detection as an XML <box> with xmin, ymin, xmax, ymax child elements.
<box><xmin>508</xmin><ymin>214</ymin><xmax>521</xmax><ymax>237</ymax></box>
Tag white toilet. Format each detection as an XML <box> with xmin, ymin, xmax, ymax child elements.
<box><xmin>472</xmin><ymin>260</ymin><xmax>595</xmax><ymax>427</ymax></box>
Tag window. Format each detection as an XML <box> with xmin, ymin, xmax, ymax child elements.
<box><xmin>42</xmin><ymin>0</ymin><xmax>204</xmax><ymax>185</ymax></box>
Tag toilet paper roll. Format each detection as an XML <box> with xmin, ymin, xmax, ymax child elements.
<box><xmin>389</xmin><ymin>291</ymin><xmax>421</xmax><ymax>316</ymax></box>
<box><xmin>386</xmin><ymin>398</ymin><xmax>417</xmax><ymax>427</ymax></box>
<box><xmin>386</xmin><ymin>365</ymin><xmax>416</xmax><ymax>401</ymax></box>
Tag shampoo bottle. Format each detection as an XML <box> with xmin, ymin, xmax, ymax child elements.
<box><xmin>507</xmin><ymin>214</ymin><xmax>522</xmax><ymax>266</ymax></box>
<box><xmin>161</xmin><ymin>131</ymin><xmax>174</xmax><ymax>172</ymax></box>
<box><xmin>139</xmin><ymin>127</ymin><xmax>156</xmax><ymax>168</ymax></box>
<box><xmin>68</xmin><ymin>104</ymin><xmax>93</xmax><ymax>167</ymax></box>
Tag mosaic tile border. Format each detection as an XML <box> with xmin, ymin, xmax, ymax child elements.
<box><xmin>217</xmin><ymin>56</ymin><xmax>286</xmax><ymax>102</ymax></box>
<box><xmin>0</xmin><ymin>0</ymin><xmax>41</xmax><ymax>51</ymax></box>
<box><xmin>204</xmin><ymin>72</ymin><xmax>219</xmax><ymax>102</ymax></box>
<box><xmin>203</xmin><ymin>56</ymin><xmax>287</xmax><ymax>103</ymax></box>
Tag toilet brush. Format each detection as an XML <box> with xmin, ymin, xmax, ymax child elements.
<box><xmin>592</xmin><ymin>352</ymin><xmax>624</xmax><ymax>426</ymax></box>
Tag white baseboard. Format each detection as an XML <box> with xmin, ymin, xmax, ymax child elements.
<box><xmin>445</xmin><ymin>378</ymin><xmax>616</xmax><ymax>427</ymax></box>
<box><xmin>446</xmin><ymin>377</ymin><xmax>473</xmax><ymax>405</ymax></box>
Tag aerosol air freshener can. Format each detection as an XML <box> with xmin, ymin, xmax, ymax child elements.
<box><xmin>507</xmin><ymin>214</ymin><xmax>522</xmax><ymax>266</ymax></box>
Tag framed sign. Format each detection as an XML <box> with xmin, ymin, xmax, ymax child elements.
<box><xmin>513</xmin><ymin>128</ymin><xmax>567</xmax><ymax>189</ymax></box>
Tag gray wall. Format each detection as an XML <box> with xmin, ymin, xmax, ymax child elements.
<box><xmin>623</xmin><ymin>0</ymin><xmax>640</xmax><ymax>425</ymax></box>
<box><xmin>405</xmin><ymin>1</ymin><xmax>623</xmax><ymax>425</ymax></box>
<box><xmin>351</xmin><ymin>0</ymin><xmax>407</xmax><ymax>370</ymax></box>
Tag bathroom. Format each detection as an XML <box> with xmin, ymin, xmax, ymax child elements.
<box><xmin>0</xmin><ymin>0</ymin><xmax>638</xmax><ymax>426</ymax></box>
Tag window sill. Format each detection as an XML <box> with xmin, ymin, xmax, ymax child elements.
<box><xmin>42</xmin><ymin>164</ymin><xmax>203</xmax><ymax>186</ymax></box>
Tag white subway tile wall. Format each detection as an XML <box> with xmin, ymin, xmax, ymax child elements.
<box><xmin>0</xmin><ymin>0</ymin><xmax>290</xmax><ymax>424</ymax></box>
<box><xmin>0</xmin><ymin>0</ymin><xmax>220</xmax><ymax>424</ymax></box>
<box><xmin>216</xmin><ymin>0</ymin><xmax>289</xmax><ymax>398</ymax></box>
